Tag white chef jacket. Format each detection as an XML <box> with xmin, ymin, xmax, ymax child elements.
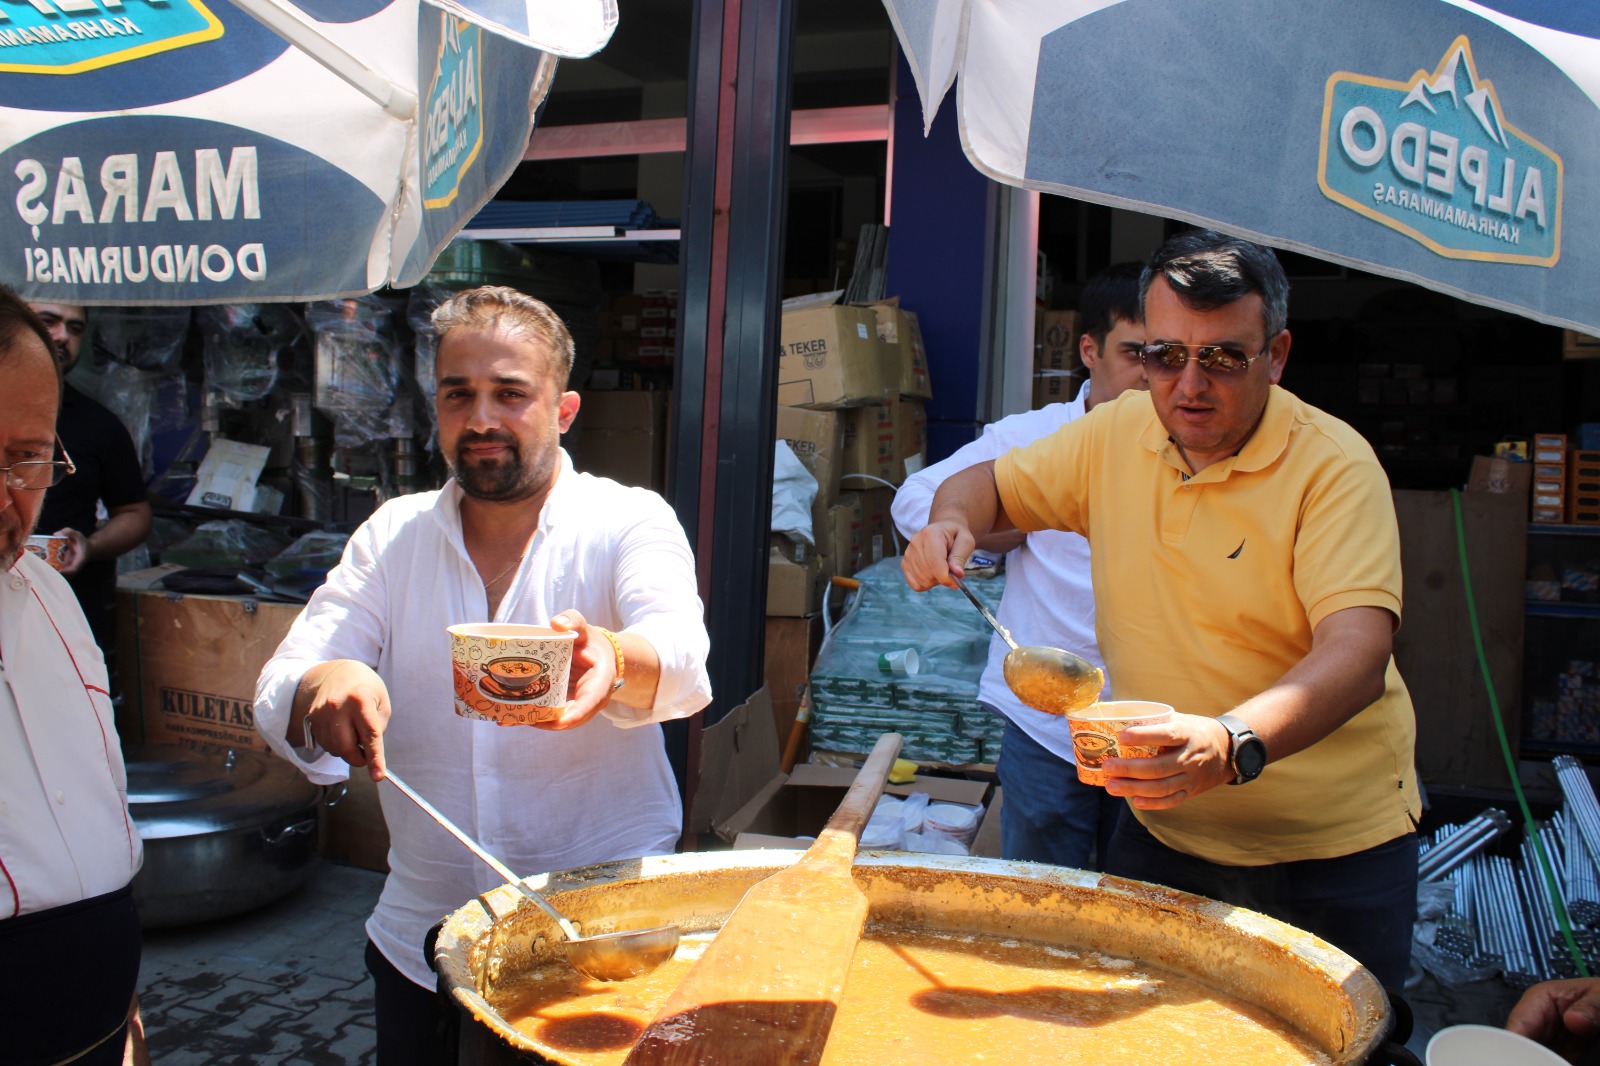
<box><xmin>255</xmin><ymin>453</ymin><xmax>712</xmax><ymax>988</ymax></box>
<box><xmin>0</xmin><ymin>551</ymin><xmax>142</xmax><ymax>919</ymax></box>
<box><xmin>891</xmin><ymin>383</ymin><xmax>1109</xmax><ymax>764</ymax></box>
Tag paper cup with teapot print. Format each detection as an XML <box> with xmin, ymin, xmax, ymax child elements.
<box><xmin>24</xmin><ymin>534</ymin><xmax>70</xmax><ymax>571</ymax></box>
<box><xmin>448</xmin><ymin>623</ymin><xmax>577</xmax><ymax>726</ymax></box>
<box><xmin>1065</xmin><ymin>700</ymin><xmax>1174</xmax><ymax>786</ymax></box>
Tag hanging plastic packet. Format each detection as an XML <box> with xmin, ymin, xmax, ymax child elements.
<box><xmin>197</xmin><ymin>304</ymin><xmax>302</xmax><ymax>403</ymax></box>
<box><xmin>306</xmin><ymin>295</ymin><xmax>401</xmax><ymax>447</ymax></box>
<box><xmin>92</xmin><ymin>306</ymin><xmax>191</xmax><ymax>371</ymax></box>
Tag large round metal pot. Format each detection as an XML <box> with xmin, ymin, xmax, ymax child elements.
<box><xmin>431</xmin><ymin>850</ymin><xmax>1396</xmax><ymax>1065</ymax></box>
<box><xmin>126</xmin><ymin>743</ymin><xmax>322</xmax><ymax>929</ymax></box>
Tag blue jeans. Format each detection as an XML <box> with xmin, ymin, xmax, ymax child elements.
<box><xmin>1105</xmin><ymin>810</ymin><xmax>1419</xmax><ymax>991</ymax></box>
<box><xmin>995</xmin><ymin>715</ymin><xmax>1124</xmax><ymax>870</ymax></box>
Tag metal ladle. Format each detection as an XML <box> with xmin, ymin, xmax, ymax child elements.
<box><xmin>383</xmin><ymin>769</ymin><xmax>680</xmax><ymax>982</ymax></box>
<box><xmin>952</xmin><ymin>576</ymin><xmax>1104</xmax><ymax>715</ymax></box>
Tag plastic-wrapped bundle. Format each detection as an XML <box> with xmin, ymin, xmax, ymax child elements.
<box><xmin>264</xmin><ymin>530</ymin><xmax>350</xmax><ymax>582</ymax></box>
<box><xmin>197</xmin><ymin>304</ymin><xmax>302</xmax><ymax>402</ymax></box>
<box><xmin>306</xmin><ymin>295</ymin><xmax>401</xmax><ymax>447</ymax></box>
<box><xmin>91</xmin><ymin>306</ymin><xmax>191</xmax><ymax>370</ymax></box>
<box><xmin>808</xmin><ymin>557</ymin><xmax>1000</xmax><ymax>765</ymax></box>
<box><xmin>160</xmin><ymin>519</ymin><xmax>292</xmax><ymax>569</ymax></box>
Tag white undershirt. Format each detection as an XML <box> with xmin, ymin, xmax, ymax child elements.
<box><xmin>892</xmin><ymin>383</ymin><xmax>1109</xmax><ymax>764</ymax></box>
<box><xmin>255</xmin><ymin>453</ymin><xmax>712</xmax><ymax>987</ymax></box>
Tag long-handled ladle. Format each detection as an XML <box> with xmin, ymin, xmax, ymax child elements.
<box><xmin>383</xmin><ymin>769</ymin><xmax>679</xmax><ymax>982</ymax></box>
<box><xmin>952</xmin><ymin>576</ymin><xmax>1104</xmax><ymax>715</ymax></box>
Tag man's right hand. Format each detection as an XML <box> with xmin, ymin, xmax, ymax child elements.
<box><xmin>297</xmin><ymin>660</ymin><xmax>391</xmax><ymax>781</ymax></box>
<box><xmin>1507</xmin><ymin>977</ymin><xmax>1600</xmax><ymax>1058</ymax></box>
<box><xmin>902</xmin><ymin>519</ymin><xmax>976</xmax><ymax>591</ymax></box>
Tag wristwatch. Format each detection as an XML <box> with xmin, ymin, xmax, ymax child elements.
<box><xmin>1215</xmin><ymin>714</ymin><xmax>1267</xmax><ymax>785</ymax></box>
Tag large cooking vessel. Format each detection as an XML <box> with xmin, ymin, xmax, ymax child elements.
<box><xmin>431</xmin><ymin>850</ymin><xmax>1399</xmax><ymax>1065</ymax></box>
<box><xmin>126</xmin><ymin>744</ymin><xmax>323</xmax><ymax>928</ymax></box>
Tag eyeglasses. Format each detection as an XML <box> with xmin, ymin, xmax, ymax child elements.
<box><xmin>2</xmin><ymin>438</ymin><xmax>75</xmax><ymax>491</ymax></box>
<box><xmin>1140</xmin><ymin>342</ymin><xmax>1266</xmax><ymax>376</ymax></box>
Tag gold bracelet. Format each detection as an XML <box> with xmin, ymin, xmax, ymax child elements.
<box><xmin>596</xmin><ymin>627</ymin><xmax>626</xmax><ymax>692</ymax></box>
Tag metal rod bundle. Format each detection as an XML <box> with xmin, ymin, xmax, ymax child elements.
<box><xmin>1554</xmin><ymin>757</ymin><xmax>1600</xmax><ymax>925</ymax></box>
<box><xmin>1419</xmin><ymin>808</ymin><xmax>1512</xmax><ymax>882</ymax></box>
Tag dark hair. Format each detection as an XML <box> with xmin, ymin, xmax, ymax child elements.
<box><xmin>1140</xmin><ymin>230</ymin><xmax>1289</xmax><ymax>339</ymax></box>
<box><xmin>0</xmin><ymin>284</ymin><xmax>59</xmax><ymax>380</ymax></box>
<box><xmin>1079</xmin><ymin>262</ymin><xmax>1143</xmax><ymax>346</ymax></box>
<box><xmin>431</xmin><ymin>285</ymin><xmax>576</xmax><ymax>389</ymax></box>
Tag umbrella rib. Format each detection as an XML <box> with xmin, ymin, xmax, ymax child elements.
<box><xmin>228</xmin><ymin>0</ymin><xmax>418</xmax><ymax>121</ymax></box>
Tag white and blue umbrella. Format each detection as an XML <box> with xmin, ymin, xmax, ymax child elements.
<box><xmin>0</xmin><ymin>0</ymin><xmax>615</xmax><ymax>305</ymax></box>
<box><xmin>884</xmin><ymin>0</ymin><xmax>1600</xmax><ymax>335</ymax></box>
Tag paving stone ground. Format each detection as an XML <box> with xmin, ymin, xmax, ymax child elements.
<box><xmin>135</xmin><ymin>859</ymin><xmax>1587</xmax><ymax>1064</ymax></box>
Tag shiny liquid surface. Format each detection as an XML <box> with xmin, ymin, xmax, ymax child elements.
<box><xmin>494</xmin><ymin>929</ymin><xmax>1329</xmax><ymax>1065</ymax></box>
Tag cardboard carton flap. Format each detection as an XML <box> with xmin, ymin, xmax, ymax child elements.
<box><xmin>688</xmin><ymin>685</ymin><xmax>782</xmax><ymax>835</ymax></box>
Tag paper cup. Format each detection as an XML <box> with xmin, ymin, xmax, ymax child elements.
<box><xmin>24</xmin><ymin>534</ymin><xmax>69</xmax><ymax>571</ymax></box>
<box><xmin>1425</xmin><ymin>1025</ymin><xmax>1566</xmax><ymax>1065</ymax></box>
<box><xmin>878</xmin><ymin>648</ymin><xmax>919</xmax><ymax>676</ymax></box>
<box><xmin>1064</xmin><ymin>700</ymin><xmax>1174</xmax><ymax>786</ymax></box>
<box><xmin>448</xmin><ymin>623</ymin><xmax>577</xmax><ymax>726</ymax></box>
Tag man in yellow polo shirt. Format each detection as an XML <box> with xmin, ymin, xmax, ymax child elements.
<box><xmin>903</xmin><ymin>230</ymin><xmax>1420</xmax><ymax>989</ymax></box>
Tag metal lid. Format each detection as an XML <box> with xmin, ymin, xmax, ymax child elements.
<box><xmin>125</xmin><ymin>744</ymin><xmax>319</xmax><ymax>839</ymax></box>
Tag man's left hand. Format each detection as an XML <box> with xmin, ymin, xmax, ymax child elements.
<box><xmin>537</xmin><ymin>609</ymin><xmax>620</xmax><ymax>731</ymax></box>
<box><xmin>53</xmin><ymin>527</ymin><xmax>91</xmax><ymax>574</ymax></box>
<box><xmin>1099</xmin><ymin>713</ymin><xmax>1235</xmax><ymax>810</ymax></box>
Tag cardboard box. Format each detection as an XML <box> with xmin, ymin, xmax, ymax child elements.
<box><xmin>775</xmin><ymin>406</ymin><xmax>845</xmax><ymax>537</ymax></box>
<box><xmin>840</xmin><ymin>487</ymin><xmax>896</xmax><ymax>564</ymax></box>
<box><xmin>898</xmin><ymin>399</ymin><xmax>927</xmax><ymax>479</ymax></box>
<box><xmin>862</xmin><ymin>302</ymin><xmax>933</xmax><ymax>400</ymax></box>
<box><xmin>764</xmin><ymin>614</ymin><xmax>824</xmax><ymax>746</ymax></box>
<box><xmin>690</xmin><ymin>687</ymin><xmax>997</xmax><ymax>852</ymax></box>
<box><xmin>1032</xmin><ymin>309</ymin><xmax>1081</xmax><ymax>408</ymax></box>
<box><xmin>778</xmin><ymin>306</ymin><xmax>893</xmax><ymax>409</ymax></box>
<box><xmin>841</xmin><ymin>403</ymin><xmax>900</xmax><ymax>485</ymax></box>
<box><xmin>1466</xmin><ymin>455</ymin><xmax>1532</xmax><ymax>518</ymax></box>
<box><xmin>1565</xmin><ymin>330</ymin><xmax>1600</xmax><ymax>360</ymax></box>
<box><xmin>767</xmin><ymin>545</ymin><xmax>830</xmax><ymax>617</ymax></box>
<box><xmin>116</xmin><ymin>589</ymin><xmax>302</xmax><ymax>751</ymax></box>
<box><xmin>577</xmin><ymin>390</ymin><xmax>669</xmax><ymax>490</ymax></box>
<box><xmin>823</xmin><ymin>502</ymin><xmax>861</xmax><ymax>577</ymax></box>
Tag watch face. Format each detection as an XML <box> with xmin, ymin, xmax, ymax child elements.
<box><xmin>1235</xmin><ymin>738</ymin><xmax>1267</xmax><ymax>780</ymax></box>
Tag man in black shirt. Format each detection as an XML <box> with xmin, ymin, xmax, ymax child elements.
<box><xmin>30</xmin><ymin>303</ymin><xmax>152</xmax><ymax>668</ymax></box>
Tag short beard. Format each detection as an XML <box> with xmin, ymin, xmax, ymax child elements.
<box><xmin>451</xmin><ymin>432</ymin><xmax>544</xmax><ymax>502</ymax></box>
<box><xmin>0</xmin><ymin>511</ymin><xmax>30</xmax><ymax>573</ymax></box>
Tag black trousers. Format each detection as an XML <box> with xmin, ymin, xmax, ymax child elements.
<box><xmin>0</xmin><ymin>883</ymin><xmax>141</xmax><ymax>1066</ymax></box>
<box><xmin>1106</xmin><ymin>810</ymin><xmax>1419</xmax><ymax>991</ymax></box>
<box><xmin>366</xmin><ymin>940</ymin><xmax>459</xmax><ymax>1066</ymax></box>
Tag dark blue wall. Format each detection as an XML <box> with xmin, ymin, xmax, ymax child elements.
<box><xmin>884</xmin><ymin>53</ymin><xmax>988</xmax><ymax>464</ymax></box>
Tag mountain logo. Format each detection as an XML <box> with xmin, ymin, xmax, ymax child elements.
<box><xmin>0</xmin><ymin>0</ymin><xmax>222</xmax><ymax>75</ymax></box>
<box><xmin>1317</xmin><ymin>36</ymin><xmax>1561</xmax><ymax>267</ymax></box>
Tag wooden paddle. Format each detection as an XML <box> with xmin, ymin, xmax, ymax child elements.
<box><xmin>622</xmin><ymin>732</ymin><xmax>904</xmax><ymax>1066</ymax></box>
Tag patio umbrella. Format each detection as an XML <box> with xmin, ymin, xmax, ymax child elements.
<box><xmin>0</xmin><ymin>0</ymin><xmax>616</xmax><ymax>305</ymax></box>
<box><xmin>883</xmin><ymin>0</ymin><xmax>1600</xmax><ymax>335</ymax></box>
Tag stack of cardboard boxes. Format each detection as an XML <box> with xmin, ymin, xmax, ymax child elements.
<box><xmin>770</xmin><ymin>299</ymin><xmax>931</xmax><ymax>617</ymax></box>
<box><xmin>580</xmin><ymin>289</ymin><xmax>680</xmax><ymax>491</ymax></box>
<box><xmin>765</xmin><ymin>300</ymin><xmax>932</xmax><ymax>742</ymax></box>
<box><xmin>1033</xmin><ymin>309</ymin><xmax>1081</xmax><ymax>408</ymax></box>
<box><xmin>1533</xmin><ymin>433</ymin><xmax>1568</xmax><ymax>524</ymax></box>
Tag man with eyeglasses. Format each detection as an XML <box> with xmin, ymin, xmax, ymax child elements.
<box><xmin>892</xmin><ymin>263</ymin><xmax>1145</xmax><ymax>870</ymax></box>
<box><xmin>28</xmin><ymin>302</ymin><xmax>152</xmax><ymax>677</ymax></box>
<box><xmin>903</xmin><ymin>230</ymin><xmax>1419</xmax><ymax>990</ymax></box>
<box><xmin>0</xmin><ymin>289</ymin><xmax>147</xmax><ymax>1064</ymax></box>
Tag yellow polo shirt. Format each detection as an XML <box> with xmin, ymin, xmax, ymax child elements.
<box><xmin>995</xmin><ymin>386</ymin><xmax>1420</xmax><ymax>866</ymax></box>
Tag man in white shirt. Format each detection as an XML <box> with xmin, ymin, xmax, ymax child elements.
<box><xmin>255</xmin><ymin>287</ymin><xmax>712</xmax><ymax>1066</ymax></box>
<box><xmin>892</xmin><ymin>264</ymin><xmax>1144</xmax><ymax>869</ymax></box>
<box><xmin>0</xmin><ymin>289</ymin><xmax>146</xmax><ymax>1066</ymax></box>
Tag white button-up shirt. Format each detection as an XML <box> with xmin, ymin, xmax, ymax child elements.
<box><xmin>892</xmin><ymin>383</ymin><xmax>1109</xmax><ymax>764</ymax></box>
<box><xmin>0</xmin><ymin>552</ymin><xmax>142</xmax><ymax>919</ymax></box>
<box><xmin>255</xmin><ymin>454</ymin><xmax>712</xmax><ymax>987</ymax></box>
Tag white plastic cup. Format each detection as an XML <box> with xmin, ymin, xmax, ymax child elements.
<box><xmin>1424</xmin><ymin>1024</ymin><xmax>1566</xmax><ymax>1065</ymax></box>
<box><xmin>878</xmin><ymin>648</ymin><xmax>920</xmax><ymax>676</ymax></box>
